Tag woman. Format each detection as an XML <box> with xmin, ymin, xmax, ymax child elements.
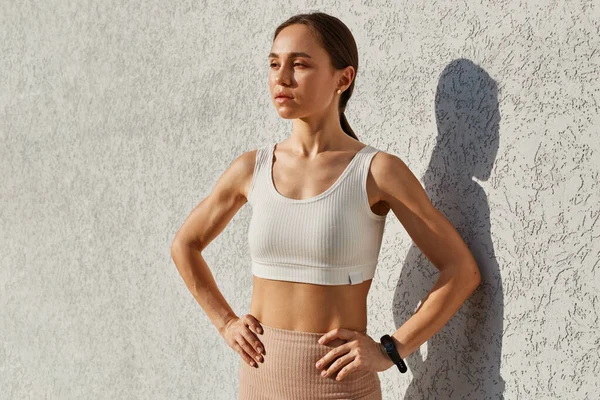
<box><xmin>171</xmin><ymin>12</ymin><xmax>481</xmax><ymax>400</ymax></box>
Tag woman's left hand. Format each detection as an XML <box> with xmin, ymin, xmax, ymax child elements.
<box><xmin>315</xmin><ymin>328</ymin><xmax>395</xmax><ymax>381</ymax></box>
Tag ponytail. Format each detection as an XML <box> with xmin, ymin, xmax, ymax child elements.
<box><xmin>339</xmin><ymin>110</ymin><xmax>358</xmax><ymax>140</ymax></box>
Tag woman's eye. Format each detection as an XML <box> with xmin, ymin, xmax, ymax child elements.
<box><xmin>269</xmin><ymin>63</ymin><xmax>305</xmax><ymax>68</ymax></box>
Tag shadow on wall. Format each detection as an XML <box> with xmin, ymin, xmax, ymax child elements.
<box><xmin>394</xmin><ymin>58</ymin><xmax>506</xmax><ymax>399</ymax></box>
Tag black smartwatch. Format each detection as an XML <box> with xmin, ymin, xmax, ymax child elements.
<box><xmin>380</xmin><ymin>334</ymin><xmax>407</xmax><ymax>373</ymax></box>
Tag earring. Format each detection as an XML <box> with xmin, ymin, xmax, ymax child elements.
<box><xmin>337</xmin><ymin>89</ymin><xmax>341</xmax><ymax>94</ymax></box>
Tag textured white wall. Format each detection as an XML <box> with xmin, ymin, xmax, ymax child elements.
<box><xmin>2</xmin><ymin>1</ymin><xmax>599</xmax><ymax>399</ymax></box>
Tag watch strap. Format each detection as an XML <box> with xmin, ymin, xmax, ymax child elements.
<box><xmin>380</xmin><ymin>334</ymin><xmax>408</xmax><ymax>373</ymax></box>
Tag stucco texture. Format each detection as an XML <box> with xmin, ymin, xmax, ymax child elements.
<box><xmin>1</xmin><ymin>1</ymin><xmax>599</xmax><ymax>399</ymax></box>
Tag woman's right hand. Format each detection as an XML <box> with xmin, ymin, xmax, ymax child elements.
<box><xmin>221</xmin><ymin>314</ymin><xmax>265</xmax><ymax>368</ymax></box>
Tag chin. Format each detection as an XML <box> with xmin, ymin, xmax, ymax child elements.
<box><xmin>277</xmin><ymin>112</ymin><xmax>298</xmax><ymax>119</ymax></box>
<box><xmin>275</xmin><ymin>107</ymin><xmax>300</xmax><ymax>119</ymax></box>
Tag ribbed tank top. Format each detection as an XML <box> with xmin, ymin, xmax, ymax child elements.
<box><xmin>247</xmin><ymin>142</ymin><xmax>387</xmax><ymax>286</ymax></box>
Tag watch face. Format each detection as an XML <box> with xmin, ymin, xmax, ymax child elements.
<box><xmin>384</xmin><ymin>342</ymin><xmax>394</xmax><ymax>351</ymax></box>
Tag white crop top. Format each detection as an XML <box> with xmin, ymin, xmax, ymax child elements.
<box><xmin>246</xmin><ymin>142</ymin><xmax>387</xmax><ymax>285</ymax></box>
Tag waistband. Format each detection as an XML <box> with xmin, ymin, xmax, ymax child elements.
<box><xmin>259</xmin><ymin>322</ymin><xmax>368</xmax><ymax>336</ymax></box>
<box><xmin>238</xmin><ymin>322</ymin><xmax>380</xmax><ymax>399</ymax></box>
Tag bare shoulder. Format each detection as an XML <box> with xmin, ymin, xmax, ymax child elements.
<box><xmin>368</xmin><ymin>150</ymin><xmax>426</xmax><ymax>208</ymax></box>
<box><xmin>368</xmin><ymin>149</ymin><xmax>480</xmax><ymax>279</ymax></box>
<box><xmin>171</xmin><ymin>147</ymin><xmax>258</xmax><ymax>249</ymax></box>
<box><xmin>172</xmin><ymin>150</ymin><xmax>256</xmax><ymax>251</ymax></box>
<box><xmin>370</xmin><ymin>149</ymin><xmax>438</xmax><ymax>225</ymax></box>
<box><xmin>224</xmin><ymin>147</ymin><xmax>259</xmax><ymax>202</ymax></box>
<box><xmin>369</xmin><ymin>150</ymin><xmax>415</xmax><ymax>189</ymax></box>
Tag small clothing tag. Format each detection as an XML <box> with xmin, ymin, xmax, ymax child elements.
<box><xmin>349</xmin><ymin>271</ymin><xmax>363</xmax><ymax>285</ymax></box>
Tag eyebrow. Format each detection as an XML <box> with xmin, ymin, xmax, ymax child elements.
<box><xmin>268</xmin><ymin>52</ymin><xmax>312</xmax><ymax>59</ymax></box>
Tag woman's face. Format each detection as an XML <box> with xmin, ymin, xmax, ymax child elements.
<box><xmin>268</xmin><ymin>24</ymin><xmax>349</xmax><ymax>119</ymax></box>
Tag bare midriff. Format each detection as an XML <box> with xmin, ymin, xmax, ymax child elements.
<box><xmin>249</xmin><ymin>275</ymin><xmax>373</xmax><ymax>333</ymax></box>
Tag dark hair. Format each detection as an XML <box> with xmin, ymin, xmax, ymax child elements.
<box><xmin>273</xmin><ymin>12</ymin><xmax>359</xmax><ymax>140</ymax></box>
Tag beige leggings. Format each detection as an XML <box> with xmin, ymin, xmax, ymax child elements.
<box><xmin>238</xmin><ymin>322</ymin><xmax>382</xmax><ymax>400</ymax></box>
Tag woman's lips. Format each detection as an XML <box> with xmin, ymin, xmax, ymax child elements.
<box><xmin>275</xmin><ymin>96</ymin><xmax>293</xmax><ymax>103</ymax></box>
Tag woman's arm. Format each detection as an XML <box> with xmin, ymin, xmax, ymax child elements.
<box><xmin>170</xmin><ymin>149</ymin><xmax>257</xmax><ymax>335</ymax></box>
<box><xmin>372</xmin><ymin>151</ymin><xmax>482</xmax><ymax>359</ymax></box>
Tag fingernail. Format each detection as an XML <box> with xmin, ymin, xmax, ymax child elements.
<box><xmin>321</xmin><ymin>370</ymin><xmax>327</xmax><ymax>377</ymax></box>
<box><xmin>258</xmin><ymin>326</ymin><xmax>263</xmax><ymax>334</ymax></box>
<box><xmin>258</xmin><ymin>347</ymin><xmax>263</xmax><ymax>353</ymax></box>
